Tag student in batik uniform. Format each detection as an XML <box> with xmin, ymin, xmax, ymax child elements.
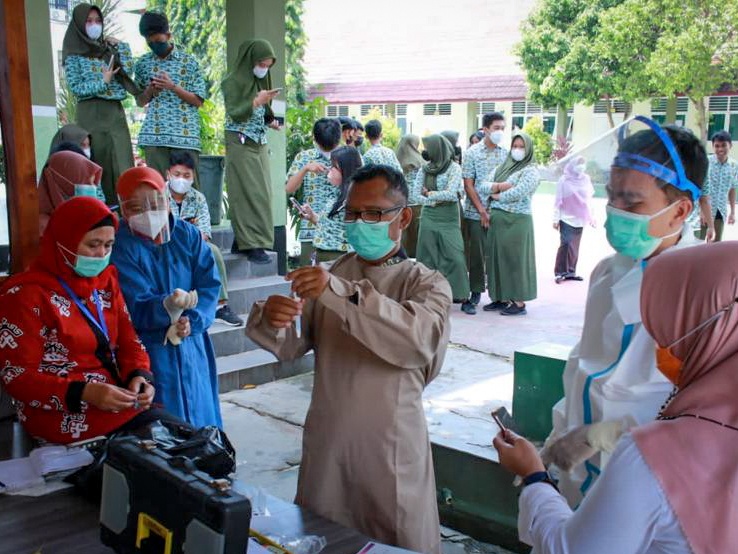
<box><xmin>362</xmin><ymin>119</ymin><xmax>402</xmax><ymax>172</ymax></box>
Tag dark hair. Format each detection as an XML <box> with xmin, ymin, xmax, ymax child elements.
<box><xmin>711</xmin><ymin>130</ymin><xmax>732</xmax><ymax>145</ymax></box>
<box><xmin>619</xmin><ymin>124</ymin><xmax>708</xmax><ymax>201</ymax></box>
<box><xmin>327</xmin><ymin>146</ymin><xmax>363</xmax><ymax>218</ymax></box>
<box><xmin>169</xmin><ymin>149</ymin><xmax>196</xmax><ymax>170</ymax></box>
<box><xmin>313</xmin><ymin>118</ymin><xmax>341</xmax><ymax>151</ymax></box>
<box><xmin>354</xmin><ymin>120</ymin><xmax>364</xmax><ymax>132</ymax></box>
<box><xmin>481</xmin><ymin>112</ymin><xmax>505</xmax><ymax>128</ymax></box>
<box><xmin>349</xmin><ymin>164</ymin><xmax>408</xmax><ymax>204</ymax></box>
<box><xmin>338</xmin><ymin>116</ymin><xmax>356</xmax><ymax>132</ymax></box>
<box><xmin>50</xmin><ymin>141</ymin><xmax>86</xmax><ymax>157</ymax></box>
<box><xmin>470</xmin><ymin>130</ymin><xmax>485</xmax><ymax>144</ymax></box>
<box><xmin>91</xmin><ymin>214</ymin><xmax>115</xmax><ymax>229</ymax></box>
<box><xmin>365</xmin><ymin>119</ymin><xmax>382</xmax><ymax>140</ymax></box>
<box><xmin>139</xmin><ymin>11</ymin><xmax>169</xmax><ymax>37</ymax></box>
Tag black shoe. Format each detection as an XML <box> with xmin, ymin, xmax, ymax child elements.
<box><xmin>555</xmin><ymin>274</ymin><xmax>565</xmax><ymax>284</ymax></box>
<box><xmin>215</xmin><ymin>305</ymin><xmax>244</xmax><ymax>327</ymax></box>
<box><xmin>470</xmin><ymin>292</ymin><xmax>481</xmax><ymax>306</ymax></box>
<box><xmin>483</xmin><ymin>301</ymin><xmax>508</xmax><ymax>312</ymax></box>
<box><xmin>245</xmin><ymin>248</ymin><xmax>271</xmax><ymax>264</ymax></box>
<box><xmin>501</xmin><ymin>303</ymin><xmax>527</xmax><ymax>316</ymax></box>
<box><xmin>461</xmin><ymin>301</ymin><xmax>477</xmax><ymax>315</ymax></box>
<box><xmin>564</xmin><ymin>274</ymin><xmax>584</xmax><ymax>281</ymax></box>
<box><xmin>231</xmin><ymin>239</ymin><xmax>243</xmax><ymax>255</ymax></box>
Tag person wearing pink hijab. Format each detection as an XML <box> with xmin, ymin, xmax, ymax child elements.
<box><xmin>491</xmin><ymin>242</ymin><xmax>738</xmax><ymax>553</ymax></box>
<box><xmin>553</xmin><ymin>156</ymin><xmax>595</xmax><ymax>283</ymax></box>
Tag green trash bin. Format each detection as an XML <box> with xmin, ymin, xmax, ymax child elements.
<box><xmin>199</xmin><ymin>155</ymin><xmax>225</xmax><ymax>225</ymax></box>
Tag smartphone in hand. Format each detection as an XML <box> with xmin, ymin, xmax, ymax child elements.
<box><xmin>290</xmin><ymin>196</ymin><xmax>305</xmax><ymax>214</ymax></box>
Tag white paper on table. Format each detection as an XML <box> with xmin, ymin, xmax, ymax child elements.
<box><xmin>0</xmin><ymin>457</ymin><xmax>44</xmax><ymax>493</ymax></box>
<box><xmin>29</xmin><ymin>445</ymin><xmax>94</xmax><ymax>475</ymax></box>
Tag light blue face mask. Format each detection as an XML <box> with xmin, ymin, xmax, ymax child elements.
<box><xmin>74</xmin><ymin>184</ymin><xmax>99</xmax><ymax>198</ymax></box>
<box><xmin>604</xmin><ymin>202</ymin><xmax>682</xmax><ymax>260</ymax></box>
<box><xmin>58</xmin><ymin>242</ymin><xmax>110</xmax><ymax>277</ymax></box>
<box><xmin>344</xmin><ymin>211</ymin><xmax>402</xmax><ymax>261</ymax></box>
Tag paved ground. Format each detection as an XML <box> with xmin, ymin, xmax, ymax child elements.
<box><xmin>220</xmin><ymin>193</ymin><xmax>721</xmax><ymax>553</ymax></box>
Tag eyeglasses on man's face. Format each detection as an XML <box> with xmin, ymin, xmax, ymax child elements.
<box><xmin>343</xmin><ymin>204</ymin><xmax>405</xmax><ymax>224</ymax></box>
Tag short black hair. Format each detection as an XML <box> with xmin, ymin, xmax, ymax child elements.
<box><xmin>50</xmin><ymin>141</ymin><xmax>86</xmax><ymax>157</ymax></box>
<box><xmin>711</xmin><ymin>130</ymin><xmax>732</xmax><ymax>145</ymax></box>
<box><xmin>313</xmin><ymin>118</ymin><xmax>341</xmax><ymax>151</ymax></box>
<box><xmin>349</xmin><ymin>164</ymin><xmax>408</xmax><ymax>203</ymax></box>
<box><xmin>365</xmin><ymin>119</ymin><xmax>382</xmax><ymax>140</ymax></box>
<box><xmin>481</xmin><ymin>112</ymin><xmax>505</xmax><ymax>128</ymax></box>
<box><xmin>169</xmin><ymin>149</ymin><xmax>196</xmax><ymax>170</ymax></box>
<box><xmin>619</xmin><ymin>124</ymin><xmax>708</xmax><ymax>201</ymax></box>
<box><xmin>139</xmin><ymin>11</ymin><xmax>169</xmax><ymax>37</ymax></box>
<box><xmin>338</xmin><ymin>116</ymin><xmax>356</xmax><ymax>131</ymax></box>
<box><xmin>354</xmin><ymin>120</ymin><xmax>364</xmax><ymax>132</ymax></box>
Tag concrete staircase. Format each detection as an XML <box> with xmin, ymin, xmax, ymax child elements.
<box><xmin>209</xmin><ymin>223</ymin><xmax>314</xmax><ymax>393</ymax></box>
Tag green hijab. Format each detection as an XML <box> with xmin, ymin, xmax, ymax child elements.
<box><xmin>440</xmin><ymin>130</ymin><xmax>459</xmax><ymax>148</ymax></box>
<box><xmin>222</xmin><ymin>39</ymin><xmax>276</xmax><ymax>123</ymax></box>
<box><xmin>61</xmin><ymin>3</ymin><xmax>141</xmax><ymax>96</ymax></box>
<box><xmin>49</xmin><ymin>124</ymin><xmax>90</xmax><ymax>155</ymax></box>
<box><xmin>422</xmin><ymin>134</ymin><xmax>455</xmax><ymax>191</ymax></box>
<box><xmin>493</xmin><ymin>132</ymin><xmax>535</xmax><ymax>183</ymax></box>
<box><xmin>396</xmin><ymin>134</ymin><xmax>424</xmax><ymax>174</ymax></box>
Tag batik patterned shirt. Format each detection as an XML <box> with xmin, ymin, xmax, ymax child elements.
<box><xmin>703</xmin><ymin>154</ymin><xmax>738</xmax><ymax>219</ymax></box>
<box><xmin>363</xmin><ymin>144</ymin><xmax>402</xmax><ymax>172</ymax></box>
<box><xmin>410</xmin><ymin>163</ymin><xmax>463</xmax><ymax>207</ymax></box>
<box><xmin>461</xmin><ymin>141</ymin><xmax>508</xmax><ymax>220</ymax></box>
<box><xmin>134</xmin><ymin>47</ymin><xmax>208</xmax><ymax>151</ymax></box>
<box><xmin>287</xmin><ymin>148</ymin><xmax>333</xmax><ymax>241</ymax></box>
<box><xmin>225</xmin><ymin>105</ymin><xmax>267</xmax><ymax>145</ymax></box>
<box><xmin>168</xmin><ymin>186</ymin><xmax>212</xmax><ymax>238</ymax></box>
<box><xmin>479</xmin><ymin>166</ymin><xmax>541</xmax><ymax>215</ymax></box>
<box><xmin>64</xmin><ymin>42</ymin><xmax>135</xmax><ymax>102</ymax></box>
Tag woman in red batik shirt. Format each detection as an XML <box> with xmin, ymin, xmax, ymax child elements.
<box><xmin>0</xmin><ymin>197</ymin><xmax>155</xmax><ymax>444</ymax></box>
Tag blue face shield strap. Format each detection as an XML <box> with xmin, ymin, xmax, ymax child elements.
<box><xmin>614</xmin><ymin>115</ymin><xmax>701</xmax><ymax>202</ymax></box>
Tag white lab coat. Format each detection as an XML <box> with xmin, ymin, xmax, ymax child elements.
<box><xmin>549</xmin><ymin>232</ymin><xmax>700</xmax><ymax>507</ymax></box>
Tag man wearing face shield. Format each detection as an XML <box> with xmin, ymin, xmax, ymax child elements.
<box><xmin>111</xmin><ymin>167</ymin><xmax>222</xmax><ymax>428</ymax></box>
<box><xmin>541</xmin><ymin>117</ymin><xmax>708</xmax><ymax>507</ymax></box>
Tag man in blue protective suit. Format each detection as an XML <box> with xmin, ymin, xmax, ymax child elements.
<box><xmin>542</xmin><ymin>118</ymin><xmax>709</xmax><ymax>507</ymax></box>
<box><xmin>111</xmin><ymin>166</ymin><xmax>222</xmax><ymax>428</ymax></box>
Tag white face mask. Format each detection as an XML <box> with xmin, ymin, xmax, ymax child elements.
<box><xmin>129</xmin><ymin>210</ymin><xmax>169</xmax><ymax>240</ymax></box>
<box><xmin>511</xmin><ymin>148</ymin><xmax>526</xmax><ymax>162</ymax></box>
<box><xmin>86</xmin><ymin>23</ymin><xmax>103</xmax><ymax>40</ymax></box>
<box><xmin>253</xmin><ymin>66</ymin><xmax>269</xmax><ymax>79</ymax></box>
<box><xmin>82</xmin><ymin>147</ymin><xmax>92</xmax><ymax>159</ymax></box>
<box><xmin>169</xmin><ymin>177</ymin><xmax>193</xmax><ymax>195</ymax></box>
<box><xmin>488</xmin><ymin>130</ymin><xmax>504</xmax><ymax>146</ymax></box>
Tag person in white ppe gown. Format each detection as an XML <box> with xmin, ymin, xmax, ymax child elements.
<box><xmin>541</xmin><ymin>117</ymin><xmax>709</xmax><ymax>507</ymax></box>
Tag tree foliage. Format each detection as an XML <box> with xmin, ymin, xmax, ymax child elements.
<box><xmin>361</xmin><ymin>108</ymin><xmax>401</xmax><ymax>151</ymax></box>
<box><xmin>523</xmin><ymin>116</ymin><xmax>553</xmax><ymax>165</ymax></box>
<box><xmin>286</xmin><ymin>0</ymin><xmax>307</xmax><ymax>107</ymax></box>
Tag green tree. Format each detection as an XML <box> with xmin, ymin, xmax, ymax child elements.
<box><xmin>523</xmin><ymin>116</ymin><xmax>553</xmax><ymax>165</ymax></box>
<box><xmin>286</xmin><ymin>0</ymin><xmax>308</xmax><ymax>107</ymax></box>
<box><xmin>361</xmin><ymin>108</ymin><xmax>401</xmax><ymax>151</ymax></box>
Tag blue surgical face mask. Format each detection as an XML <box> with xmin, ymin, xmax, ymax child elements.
<box><xmin>604</xmin><ymin>202</ymin><xmax>681</xmax><ymax>260</ymax></box>
<box><xmin>58</xmin><ymin>242</ymin><xmax>110</xmax><ymax>277</ymax></box>
<box><xmin>74</xmin><ymin>184</ymin><xmax>98</xmax><ymax>198</ymax></box>
<box><xmin>345</xmin><ymin>211</ymin><xmax>402</xmax><ymax>261</ymax></box>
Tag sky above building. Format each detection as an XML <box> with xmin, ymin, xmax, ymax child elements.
<box><xmin>302</xmin><ymin>0</ymin><xmax>538</xmax><ymax>84</ymax></box>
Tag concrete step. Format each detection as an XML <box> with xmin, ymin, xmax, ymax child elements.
<box><xmin>224</xmin><ymin>251</ymin><xmax>278</xmax><ymax>280</ymax></box>
<box><xmin>216</xmin><ymin>350</ymin><xmax>315</xmax><ymax>393</ymax></box>
<box><xmin>211</xmin><ymin>225</ymin><xmax>234</xmax><ymax>251</ymax></box>
<box><xmin>209</xmin><ymin>313</ymin><xmax>260</xmax><ymax>357</ymax></box>
<box><xmin>226</xmin><ymin>276</ymin><xmax>290</xmax><ymax>315</ymax></box>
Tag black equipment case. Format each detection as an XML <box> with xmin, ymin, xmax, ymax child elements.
<box><xmin>100</xmin><ymin>436</ymin><xmax>251</xmax><ymax>554</ymax></box>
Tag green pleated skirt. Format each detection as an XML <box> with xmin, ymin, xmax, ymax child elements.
<box><xmin>485</xmin><ymin>208</ymin><xmax>537</xmax><ymax>302</ymax></box>
<box><xmin>416</xmin><ymin>201</ymin><xmax>469</xmax><ymax>300</ymax></box>
<box><xmin>225</xmin><ymin>131</ymin><xmax>274</xmax><ymax>250</ymax></box>
<box><xmin>77</xmin><ymin>98</ymin><xmax>134</xmax><ymax>205</ymax></box>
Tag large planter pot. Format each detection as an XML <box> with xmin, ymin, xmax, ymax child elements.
<box><xmin>199</xmin><ymin>155</ymin><xmax>225</xmax><ymax>226</ymax></box>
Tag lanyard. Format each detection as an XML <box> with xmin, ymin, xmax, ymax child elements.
<box><xmin>57</xmin><ymin>278</ymin><xmax>109</xmax><ymax>342</ymax></box>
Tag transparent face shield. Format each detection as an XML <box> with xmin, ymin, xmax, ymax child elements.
<box><xmin>542</xmin><ymin>115</ymin><xmax>701</xmax><ymax>209</ymax></box>
<box><xmin>119</xmin><ymin>187</ymin><xmax>171</xmax><ymax>244</ymax></box>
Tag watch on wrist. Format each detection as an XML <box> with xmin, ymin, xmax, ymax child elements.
<box><xmin>522</xmin><ymin>471</ymin><xmax>559</xmax><ymax>492</ymax></box>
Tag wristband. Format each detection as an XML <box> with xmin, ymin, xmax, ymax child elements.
<box><xmin>522</xmin><ymin>471</ymin><xmax>559</xmax><ymax>491</ymax></box>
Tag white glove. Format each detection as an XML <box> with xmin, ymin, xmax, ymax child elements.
<box><xmin>586</xmin><ymin>416</ymin><xmax>636</xmax><ymax>453</ymax></box>
<box><xmin>163</xmin><ymin>289</ymin><xmax>199</xmax><ymax>323</ymax></box>
<box><xmin>164</xmin><ymin>324</ymin><xmax>182</xmax><ymax>346</ymax></box>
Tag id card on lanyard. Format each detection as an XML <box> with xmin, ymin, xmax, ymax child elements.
<box><xmin>57</xmin><ymin>279</ymin><xmax>118</xmax><ymax>372</ymax></box>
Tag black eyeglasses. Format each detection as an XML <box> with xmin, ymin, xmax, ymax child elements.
<box><xmin>344</xmin><ymin>204</ymin><xmax>406</xmax><ymax>224</ymax></box>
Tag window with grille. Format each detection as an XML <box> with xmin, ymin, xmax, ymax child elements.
<box><xmin>594</xmin><ymin>99</ymin><xmax>631</xmax><ymax>114</ymax></box>
<box><xmin>397</xmin><ymin>104</ymin><xmax>408</xmax><ymax>116</ymax></box>
<box><xmin>510</xmin><ymin>102</ymin><xmax>562</xmax><ymax>134</ymax></box>
<box><xmin>326</xmin><ymin>105</ymin><xmax>349</xmax><ymax>117</ymax></box>
<box><xmin>708</xmin><ymin>96</ymin><xmax>738</xmax><ymax>141</ymax></box>
<box><xmin>360</xmin><ymin>104</ymin><xmax>386</xmax><ymax>116</ymax></box>
<box><xmin>422</xmin><ymin>103</ymin><xmax>451</xmax><ymax>116</ymax></box>
<box><xmin>438</xmin><ymin>103</ymin><xmax>452</xmax><ymax>115</ymax></box>
<box><xmin>478</xmin><ymin>102</ymin><xmax>496</xmax><ymax>114</ymax></box>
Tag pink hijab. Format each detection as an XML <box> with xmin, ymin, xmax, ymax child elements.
<box><xmin>554</xmin><ymin>156</ymin><xmax>594</xmax><ymax>223</ymax></box>
<box><xmin>636</xmin><ymin>242</ymin><xmax>738</xmax><ymax>554</ymax></box>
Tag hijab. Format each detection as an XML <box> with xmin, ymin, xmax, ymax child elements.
<box><xmin>395</xmin><ymin>134</ymin><xmax>424</xmax><ymax>174</ymax></box>
<box><xmin>421</xmin><ymin>134</ymin><xmax>454</xmax><ymax>192</ymax></box>
<box><xmin>327</xmin><ymin>146</ymin><xmax>363</xmax><ymax>218</ymax></box>
<box><xmin>221</xmin><ymin>39</ymin><xmax>276</xmax><ymax>123</ymax></box>
<box><xmin>61</xmin><ymin>3</ymin><xmax>141</xmax><ymax>96</ymax></box>
<box><xmin>49</xmin><ymin>124</ymin><xmax>90</xmax><ymax>155</ymax></box>
<box><xmin>441</xmin><ymin>130</ymin><xmax>462</xmax><ymax>163</ymax></box>
<box><xmin>493</xmin><ymin>132</ymin><xmax>535</xmax><ymax>183</ymax></box>
<box><xmin>2</xmin><ymin>197</ymin><xmax>118</xmax><ymax>299</ymax></box>
<box><xmin>39</xmin><ymin>151</ymin><xmax>103</xmax><ymax>235</ymax></box>
<box><xmin>554</xmin><ymin>156</ymin><xmax>594</xmax><ymax>223</ymax></box>
<box><xmin>636</xmin><ymin>242</ymin><xmax>738</xmax><ymax>554</ymax></box>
